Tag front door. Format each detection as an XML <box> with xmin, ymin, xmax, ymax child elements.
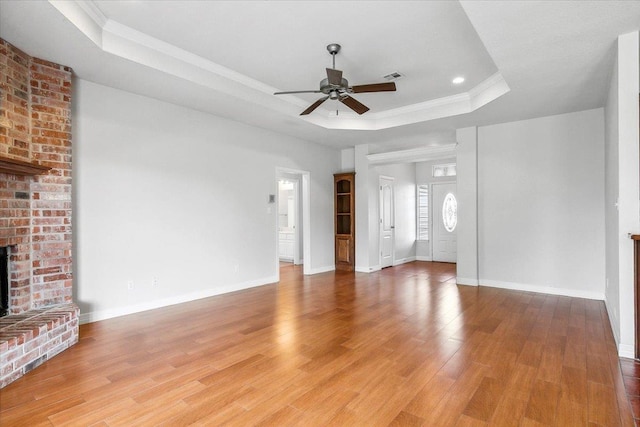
<box><xmin>380</xmin><ymin>177</ymin><xmax>394</xmax><ymax>268</ymax></box>
<box><xmin>432</xmin><ymin>182</ymin><xmax>457</xmax><ymax>263</ymax></box>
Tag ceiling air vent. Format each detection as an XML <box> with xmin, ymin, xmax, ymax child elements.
<box><xmin>383</xmin><ymin>72</ymin><xmax>404</xmax><ymax>81</ymax></box>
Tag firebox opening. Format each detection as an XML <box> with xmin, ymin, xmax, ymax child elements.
<box><xmin>1</xmin><ymin>247</ymin><xmax>8</xmax><ymax>317</ymax></box>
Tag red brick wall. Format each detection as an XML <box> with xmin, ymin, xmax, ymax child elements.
<box><xmin>0</xmin><ymin>39</ymin><xmax>30</xmax><ymax>162</ymax></box>
<box><xmin>0</xmin><ymin>38</ymin><xmax>73</xmax><ymax>314</ymax></box>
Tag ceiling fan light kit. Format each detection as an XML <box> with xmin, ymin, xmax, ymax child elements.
<box><xmin>274</xmin><ymin>43</ymin><xmax>397</xmax><ymax>116</ymax></box>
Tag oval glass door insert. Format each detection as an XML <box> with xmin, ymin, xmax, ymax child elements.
<box><xmin>442</xmin><ymin>193</ymin><xmax>457</xmax><ymax>232</ymax></box>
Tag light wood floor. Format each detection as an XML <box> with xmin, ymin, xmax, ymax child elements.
<box><xmin>0</xmin><ymin>262</ymin><xmax>634</xmax><ymax>426</ymax></box>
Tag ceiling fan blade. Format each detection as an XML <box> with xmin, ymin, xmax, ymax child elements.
<box><xmin>339</xmin><ymin>95</ymin><xmax>370</xmax><ymax>115</ymax></box>
<box><xmin>300</xmin><ymin>96</ymin><xmax>329</xmax><ymax>115</ymax></box>
<box><xmin>274</xmin><ymin>90</ymin><xmax>323</xmax><ymax>95</ymax></box>
<box><xmin>326</xmin><ymin>68</ymin><xmax>343</xmax><ymax>86</ymax></box>
<box><xmin>350</xmin><ymin>82</ymin><xmax>396</xmax><ymax>93</ymax></box>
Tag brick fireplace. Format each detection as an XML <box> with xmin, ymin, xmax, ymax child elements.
<box><xmin>0</xmin><ymin>37</ymin><xmax>78</xmax><ymax>388</ymax></box>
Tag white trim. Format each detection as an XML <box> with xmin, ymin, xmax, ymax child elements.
<box><xmin>48</xmin><ymin>1</ymin><xmax>510</xmax><ymax>131</ymax></box>
<box><xmin>480</xmin><ymin>279</ymin><xmax>604</xmax><ymax>301</ymax></box>
<box><xmin>619</xmin><ymin>344</ymin><xmax>635</xmax><ymax>359</ymax></box>
<box><xmin>305</xmin><ymin>265</ymin><xmax>335</xmax><ymax>275</ymax></box>
<box><xmin>79</xmin><ymin>275</ymin><xmax>278</xmax><ymax>324</ymax></box>
<box><xmin>416</xmin><ymin>256</ymin><xmax>433</xmax><ymax>261</ymax></box>
<box><xmin>457</xmin><ymin>277</ymin><xmax>479</xmax><ymax>286</ymax></box>
<box><xmin>604</xmin><ymin>297</ymin><xmax>621</xmax><ymax>346</ymax></box>
<box><xmin>49</xmin><ymin>0</ymin><xmax>106</xmax><ymax>46</ymax></box>
<box><xmin>275</xmin><ymin>168</ymin><xmax>311</xmax><ymax>277</ymax></box>
<box><xmin>367</xmin><ymin>144</ymin><xmax>457</xmax><ymax>165</ymax></box>
<box><xmin>356</xmin><ymin>265</ymin><xmax>381</xmax><ymax>273</ymax></box>
<box><xmin>292</xmin><ymin>180</ymin><xmax>301</xmax><ymax>266</ymax></box>
<box><xmin>301</xmin><ymin>174</ymin><xmax>311</xmax><ymax>275</ymax></box>
<box><xmin>605</xmin><ymin>297</ymin><xmax>634</xmax><ymax>358</ymax></box>
<box><xmin>392</xmin><ymin>256</ymin><xmax>416</xmax><ymax>266</ymax></box>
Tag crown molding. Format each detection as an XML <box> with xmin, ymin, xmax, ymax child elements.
<box><xmin>49</xmin><ymin>0</ymin><xmax>106</xmax><ymax>46</ymax></box>
<box><xmin>49</xmin><ymin>0</ymin><xmax>509</xmax><ymax>131</ymax></box>
<box><xmin>367</xmin><ymin>144</ymin><xmax>457</xmax><ymax>165</ymax></box>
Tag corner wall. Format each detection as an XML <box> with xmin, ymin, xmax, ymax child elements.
<box><xmin>604</xmin><ymin>31</ymin><xmax>640</xmax><ymax>357</ymax></box>
<box><xmin>477</xmin><ymin>109</ymin><xmax>605</xmax><ymax>299</ymax></box>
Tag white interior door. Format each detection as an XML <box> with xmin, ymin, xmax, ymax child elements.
<box><xmin>432</xmin><ymin>182</ymin><xmax>457</xmax><ymax>263</ymax></box>
<box><xmin>380</xmin><ymin>176</ymin><xmax>394</xmax><ymax>268</ymax></box>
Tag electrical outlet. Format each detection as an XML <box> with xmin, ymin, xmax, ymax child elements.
<box><xmin>127</xmin><ymin>280</ymin><xmax>134</xmax><ymax>291</ymax></box>
<box><xmin>152</xmin><ymin>276</ymin><xmax>158</xmax><ymax>287</ymax></box>
<box><xmin>234</xmin><ymin>263</ymin><xmax>240</xmax><ymax>273</ymax></box>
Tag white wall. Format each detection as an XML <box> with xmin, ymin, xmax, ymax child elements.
<box><xmin>456</xmin><ymin>127</ymin><xmax>478</xmax><ymax>285</ymax></box>
<box><xmin>604</xmin><ymin>41</ymin><xmax>621</xmax><ymax>344</ymax></box>
<box><xmin>477</xmin><ymin>109</ymin><xmax>605</xmax><ymax>299</ymax></box>
<box><xmin>73</xmin><ymin>79</ymin><xmax>339</xmax><ymax>323</ymax></box>
<box><xmin>415</xmin><ymin>157</ymin><xmax>457</xmax><ymax>261</ymax></box>
<box><xmin>604</xmin><ymin>31</ymin><xmax>640</xmax><ymax>357</ymax></box>
<box><xmin>371</xmin><ymin>163</ymin><xmax>417</xmax><ymax>265</ymax></box>
<box><xmin>341</xmin><ymin>148</ymin><xmax>355</xmax><ymax>172</ymax></box>
<box><xmin>354</xmin><ymin>144</ymin><xmax>373</xmax><ymax>272</ymax></box>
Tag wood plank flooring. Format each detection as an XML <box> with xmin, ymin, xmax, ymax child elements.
<box><xmin>620</xmin><ymin>357</ymin><xmax>640</xmax><ymax>424</ymax></box>
<box><xmin>0</xmin><ymin>261</ymin><xmax>634</xmax><ymax>426</ymax></box>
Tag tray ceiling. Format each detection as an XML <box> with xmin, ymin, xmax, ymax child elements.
<box><xmin>1</xmin><ymin>1</ymin><xmax>639</xmax><ymax>149</ymax></box>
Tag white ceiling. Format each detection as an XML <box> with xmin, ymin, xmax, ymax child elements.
<box><xmin>1</xmin><ymin>0</ymin><xmax>639</xmax><ymax>151</ymax></box>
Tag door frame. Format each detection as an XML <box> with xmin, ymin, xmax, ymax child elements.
<box><xmin>379</xmin><ymin>175</ymin><xmax>395</xmax><ymax>268</ymax></box>
<box><xmin>275</xmin><ymin>167</ymin><xmax>311</xmax><ymax>279</ymax></box>
<box><xmin>431</xmin><ymin>181</ymin><xmax>457</xmax><ymax>262</ymax></box>
<box><xmin>291</xmin><ymin>179</ymin><xmax>302</xmax><ymax>265</ymax></box>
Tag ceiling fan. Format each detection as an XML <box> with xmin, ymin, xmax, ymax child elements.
<box><xmin>274</xmin><ymin>43</ymin><xmax>397</xmax><ymax>116</ymax></box>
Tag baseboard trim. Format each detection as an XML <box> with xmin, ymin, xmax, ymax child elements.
<box><xmin>457</xmin><ymin>277</ymin><xmax>479</xmax><ymax>286</ymax></box>
<box><xmin>619</xmin><ymin>343</ymin><xmax>635</xmax><ymax>359</ymax></box>
<box><xmin>393</xmin><ymin>256</ymin><xmax>416</xmax><ymax>266</ymax></box>
<box><xmin>480</xmin><ymin>279</ymin><xmax>604</xmax><ymax>300</ymax></box>
<box><xmin>604</xmin><ymin>297</ymin><xmax>621</xmax><ymax>349</ymax></box>
<box><xmin>79</xmin><ymin>275</ymin><xmax>278</xmax><ymax>324</ymax></box>
<box><xmin>355</xmin><ymin>265</ymin><xmax>381</xmax><ymax>273</ymax></box>
<box><xmin>415</xmin><ymin>256</ymin><xmax>433</xmax><ymax>261</ymax></box>
<box><xmin>305</xmin><ymin>265</ymin><xmax>335</xmax><ymax>275</ymax></box>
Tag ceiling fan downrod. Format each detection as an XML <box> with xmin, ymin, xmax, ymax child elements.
<box><xmin>326</xmin><ymin>43</ymin><xmax>341</xmax><ymax>69</ymax></box>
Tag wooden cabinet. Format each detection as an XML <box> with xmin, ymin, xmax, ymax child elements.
<box><xmin>334</xmin><ymin>172</ymin><xmax>355</xmax><ymax>271</ymax></box>
<box><xmin>633</xmin><ymin>234</ymin><xmax>640</xmax><ymax>358</ymax></box>
<box><xmin>279</xmin><ymin>231</ymin><xmax>294</xmax><ymax>261</ymax></box>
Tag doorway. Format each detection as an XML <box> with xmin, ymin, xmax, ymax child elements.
<box><xmin>432</xmin><ymin>182</ymin><xmax>457</xmax><ymax>263</ymax></box>
<box><xmin>277</xmin><ymin>179</ymin><xmax>299</xmax><ymax>264</ymax></box>
<box><xmin>380</xmin><ymin>176</ymin><xmax>395</xmax><ymax>269</ymax></box>
<box><xmin>275</xmin><ymin>168</ymin><xmax>311</xmax><ymax>279</ymax></box>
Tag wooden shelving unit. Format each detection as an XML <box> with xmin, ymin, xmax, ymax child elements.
<box><xmin>334</xmin><ymin>172</ymin><xmax>355</xmax><ymax>271</ymax></box>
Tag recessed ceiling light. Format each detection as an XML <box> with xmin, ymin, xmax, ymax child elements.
<box><xmin>452</xmin><ymin>76</ymin><xmax>465</xmax><ymax>85</ymax></box>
